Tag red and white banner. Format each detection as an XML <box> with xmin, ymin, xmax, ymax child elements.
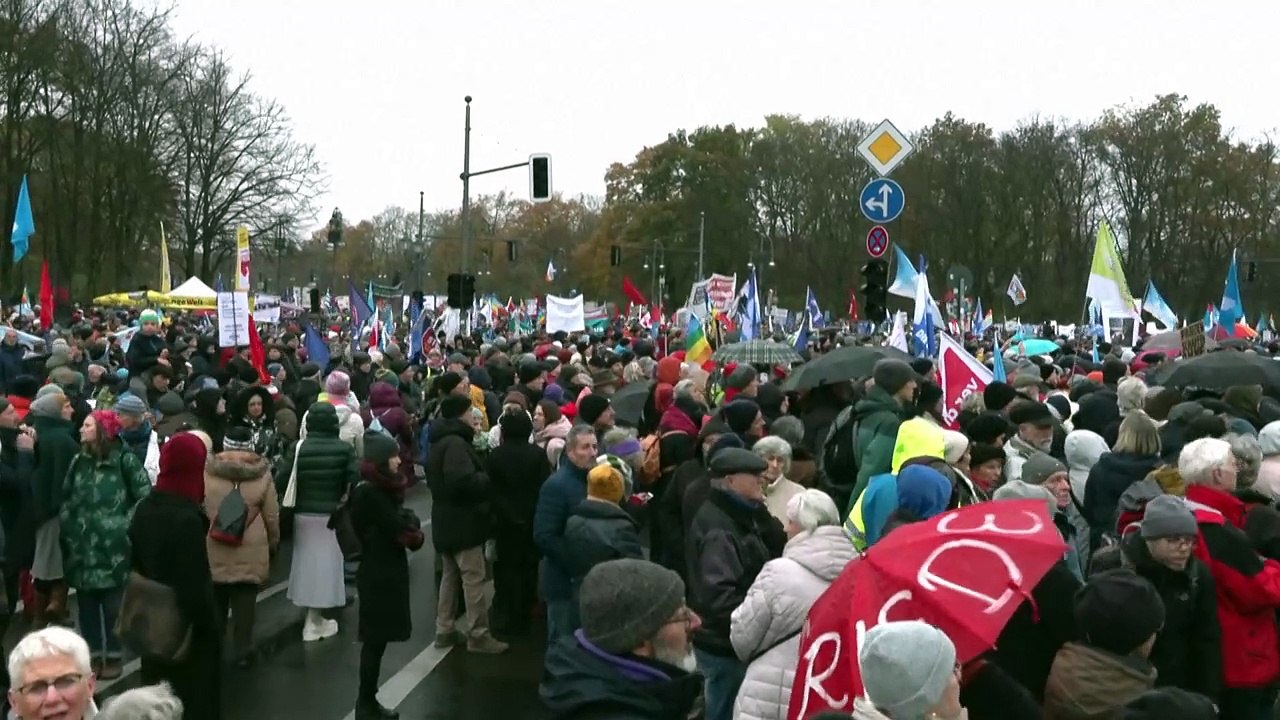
<box><xmin>937</xmin><ymin>332</ymin><xmax>993</xmax><ymax>429</ymax></box>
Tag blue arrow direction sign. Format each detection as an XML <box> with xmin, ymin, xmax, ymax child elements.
<box><xmin>859</xmin><ymin>178</ymin><xmax>905</xmax><ymax>224</ymax></box>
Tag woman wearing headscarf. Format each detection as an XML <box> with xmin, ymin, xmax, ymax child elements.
<box><xmin>351</xmin><ymin>432</ymin><xmax>423</xmax><ymax>720</ymax></box>
<box><xmin>190</xmin><ymin>386</ymin><xmax>227</xmax><ymax>453</ymax></box>
<box><xmin>227</xmin><ymin>386</ymin><xmax>278</xmax><ymax>462</ymax></box>
<box><xmin>60</xmin><ymin>409</ymin><xmax>151</xmax><ymax>679</ymax></box>
<box><xmin>363</xmin><ymin>381</ymin><xmax>416</xmax><ymax>486</ymax></box>
<box><xmin>128</xmin><ymin>433</ymin><xmax>221</xmax><ymax>720</ymax></box>
<box><xmin>203</xmin><ymin>426</ymin><xmax>279</xmax><ymax>667</ymax></box>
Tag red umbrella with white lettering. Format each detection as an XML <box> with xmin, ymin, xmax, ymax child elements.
<box><xmin>786</xmin><ymin>500</ymin><xmax>1066</xmax><ymax>720</ymax></box>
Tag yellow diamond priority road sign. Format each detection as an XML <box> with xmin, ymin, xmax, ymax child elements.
<box><xmin>856</xmin><ymin>119</ymin><xmax>914</xmax><ymax>177</ymax></box>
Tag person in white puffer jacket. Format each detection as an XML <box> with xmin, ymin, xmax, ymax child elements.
<box><xmin>730</xmin><ymin>489</ymin><xmax>858</xmax><ymax>720</ymax></box>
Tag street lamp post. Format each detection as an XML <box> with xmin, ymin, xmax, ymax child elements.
<box><xmin>327</xmin><ymin>208</ymin><xmax>344</xmax><ymax>291</ymax></box>
<box><xmin>643</xmin><ymin>240</ymin><xmax>666</xmax><ymax>308</ymax></box>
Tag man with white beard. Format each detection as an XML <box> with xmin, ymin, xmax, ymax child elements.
<box><xmin>539</xmin><ymin>559</ymin><xmax>704</xmax><ymax>719</ymax></box>
<box><xmin>1003</xmin><ymin>400</ymin><xmax>1057</xmax><ymax>484</ymax></box>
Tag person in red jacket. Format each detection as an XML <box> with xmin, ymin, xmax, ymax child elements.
<box><xmin>1180</xmin><ymin>437</ymin><xmax>1280</xmax><ymax>719</ymax></box>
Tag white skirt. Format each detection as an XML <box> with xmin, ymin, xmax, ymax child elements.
<box><xmin>31</xmin><ymin>518</ymin><xmax>63</xmax><ymax>581</ymax></box>
<box><xmin>286</xmin><ymin>514</ymin><xmax>347</xmax><ymax>609</ymax></box>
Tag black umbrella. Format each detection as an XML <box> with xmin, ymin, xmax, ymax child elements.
<box><xmin>609</xmin><ymin>381</ymin><xmax>651</xmax><ymax>427</ymax></box>
<box><xmin>781</xmin><ymin>345</ymin><xmax>911</xmax><ymax>392</ymax></box>
<box><xmin>1151</xmin><ymin>351</ymin><xmax>1280</xmax><ymax>391</ymax></box>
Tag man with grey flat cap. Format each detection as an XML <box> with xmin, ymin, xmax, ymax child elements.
<box><xmin>685</xmin><ymin>447</ymin><xmax>785</xmax><ymax>720</ymax></box>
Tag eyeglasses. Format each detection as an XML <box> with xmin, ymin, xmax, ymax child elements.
<box><xmin>664</xmin><ymin>607</ymin><xmax>698</xmax><ymax>630</ymax></box>
<box><xmin>18</xmin><ymin>672</ymin><xmax>83</xmax><ymax>699</ymax></box>
<box><xmin>1160</xmin><ymin>537</ymin><xmax>1197</xmax><ymax>549</ymax></box>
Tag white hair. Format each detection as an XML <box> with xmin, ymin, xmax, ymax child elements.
<box><xmin>673</xmin><ymin>378</ymin><xmax>698</xmax><ymax>401</ymax></box>
<box><xmin>7</xmin><ymin>627</ymin><xmax>91</xmax><ymax>688</ymax></box>
<box><xmin>785</xmin><ymin>489</ymin><xmax>840</xmax><ymax>533</ymax></box>
<box><xmin>752</xmin><ymin>436</ymin><xmax>793</xmax><ymax>475</ymax></box>
<box><xmin>1179</xmin><ymin>437</ymin><xmax>1234</xmax><ymax>485</ymax></box>
<box><xmin>99</xmin><ymin>683</ymin><xmax>184</xmax><ymax>720</ymax></box>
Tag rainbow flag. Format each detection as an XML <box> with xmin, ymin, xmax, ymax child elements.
<box><xmin>686</xmin><ymin>313</ymin><xmax>712</xmax><ymax>364</ymax></box>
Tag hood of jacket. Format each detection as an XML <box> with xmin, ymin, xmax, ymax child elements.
<box><xmin>429</xmin><ymin>416</ymin><xmax>475</xmax><ymax>444</ymax></box>
<box><xmin>1045</xmin><ymin>642</ymin><xmax>1155</xmax><ymax>717</ymax></box>
<box><xmin>784</xmin><ymin>525</ymin><xmax>858</xmax><ymax>582</ymax></box>
<box><xmin>369</xmin><ymin>381</ymin><xmax>401</xmax><ymax>411</ymax></box>
<box><xmin>1095</xmin><ymin>449</ymin><xmax>1161</xmax><ymax>482</ymax></box>
<box><xmin>1065</xmin><ymin>430</ymin><xmax>1109</xmax><ymax>473</ymax></box>
<box><xmin>658</xmin><ymin>403</ymin><xmax>701</xmax><ymax>435</ymax></box>
<box><xmin>304</xmin><ymin>402</ymin><xmax>340</xmax><ymax>438</ymax></box>
<box><xmin>540</xmin><ymin>632</ymin><xmax>701</xmax><ymax>719</ymax></box>
<box><xmin>854</xmin><ymin>385</ymin><xmax>902</xmax><ymax>419</ymax></box>
<box><xmin>537</xmin><ymin>416</ymin><xmax>572</xmax><ymax>443</ymax></box>
<box><xmin>891</xmin><ymin>417</ymin><xmax>946</xmax><ymax>474</ymax></box>
<box><xmin>206</xmin><ymin>450</ymin><xmax>270</xmax><ymax>482</ymax></box>
<box><xmin>573</xmin><ymin>498</ymin><xmax>637</xmax><ymax>525</ymax></box>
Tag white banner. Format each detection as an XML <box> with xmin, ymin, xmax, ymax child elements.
<box><xmin>217</xmin><ymin>292</ymin><xmax>251</xmax><ymax>347</ymax></box>
<box><xmin>546</xmin><ymin>294</ymin><xmax>585</xmax><ymax>334</ymax></box>
<box><xmin>253</xmin><ymin>293</ymin><xmax>281</xmax><ymax>324</ymax></box>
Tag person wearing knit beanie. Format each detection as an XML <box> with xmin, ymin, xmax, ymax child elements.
<box><xmin>857</xmin><ymin>620</ymin><xmax>962</xmax><ymax>720</ymax></box>
<box><xmin>28</xmin><ymin>390</ymin><xmax>66</xmax><ymax>419</ymax></box>
<box><xmin>88</xmin><ymin>409</ymin><xmax>123</xmax><ymax>443</ymax></box>
<box><xmin>872</xmin><ymin>359</ymin><xmax>918</xmax><ymax>400</ymax></box>
<box><xmin>1073</xmin><ymin>569</ymin><xmax>1165</xmax><ymax>657</ymax></box>
<box><xmin>363</xmin><ymin>431</ymin><xmax>399</xmax><ymax>466</ymax></box>
<box><xmin>575</xmin><ymin>559</ymin><xmax>688</xmax><ymax>659</ymax></box>
<box><xmin>222</xmin><ymin>425</ymin><xmax>256</xmax><ymax>452</ymax></box>
<box><xmin>577</xmin><ymin>394</ymin><xmax>613</xmax><ymax>428</ymax></box>
<box><xmin>983</xmin><ymin>381</ymin><xmax>1018</xmax><ymax>413</ymax></box>
<box><xmin>434</xmin><ymin>371</ymin><xmax>466</xmax><ymax>397</ymax></box>
<box><xmin>585</xmin><ymin>463</ymin><xmax>625</xmax><ymax>504</ymax></box>
<box><xmin>437</xmin><ymin>394</ymin><xmax>473</xmax><ymax>421</ymax></box>
<box><xmin>325</xmin><ymin>370</ymin><xmax>351</xmax><ymax>398</ymax></box>
<box><xmin>1120</xmin><ymin>687</ymin><xmax>1217</xmax><ymax>720</ymax></box>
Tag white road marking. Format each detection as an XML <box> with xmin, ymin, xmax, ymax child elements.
<box><xmin>340</xmin><ymin>644</ymin><xmax>453</xmax><ymax>720</ymax></box>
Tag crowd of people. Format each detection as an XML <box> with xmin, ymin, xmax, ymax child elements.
<box><xmin>0</xmin><ymin>303</ymin><xmax>1277</xmax><ymax>720</ymax></box>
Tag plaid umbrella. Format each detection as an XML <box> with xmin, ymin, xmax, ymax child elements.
<box><xmin>712</xmin><ymin>339</ymin><xmax>802</xmax><ymax>366</ymax></box>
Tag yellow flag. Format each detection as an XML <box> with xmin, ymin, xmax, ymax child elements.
<box><xmin>159</xmin><ymin>222</ymin><xmax>172</xmax><ymax>294</ymax></box>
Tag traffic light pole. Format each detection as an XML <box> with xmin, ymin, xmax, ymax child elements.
<box><xmin>458</xmin><ymin>96</ymin><xmax>534</xmax><ymax>278</ymax></box>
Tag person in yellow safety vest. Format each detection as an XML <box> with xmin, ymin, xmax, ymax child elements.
<box><xmin>844</xmin><ymin>417</ymin><xmax>947</xmax><ymax>550</ymax></box>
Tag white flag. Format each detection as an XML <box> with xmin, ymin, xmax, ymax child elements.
<box><xmin>1006</xmin><ymin>273</ymin><xmax>1027</xmax><ymax>306</ymax></box>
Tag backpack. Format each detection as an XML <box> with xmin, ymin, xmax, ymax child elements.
<box><xmin>368</xmin><ymin>409</ymin><xmax>393</xmax><ymax>438</ymax></box>
<box><xmin>820</xmin><ymin>407</ymin><xmax>862</xmax><ymax>511</ymax></box>
<box><xmin>638</xmin><ymin>431</ymin><xmax>686</xmax><ymax>487</ymax></box>
<box><xmin>209</xmin><ymin>482</ymin><xmax>255</xmax><ymax>546</ymax></box>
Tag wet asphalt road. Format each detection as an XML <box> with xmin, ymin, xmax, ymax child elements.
<box><xmin>215</xmin><ymin>485</ymin><xmax>550</xmax><ymax>720</ymax></box>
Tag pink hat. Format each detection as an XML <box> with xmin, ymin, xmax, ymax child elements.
<box><xmin>325</xmin><ymin>370</ymin><xmax>351</xmax><ymax>397</ymax></box>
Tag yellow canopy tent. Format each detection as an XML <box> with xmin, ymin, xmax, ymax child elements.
<box><xmin>90</xmin><ymin>290</ymin><xmax>218</xmax><ymax>310</ymax></box>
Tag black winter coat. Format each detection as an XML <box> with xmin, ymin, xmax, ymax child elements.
<box><xmin>1083</xmin><ymin>451</ymin><xmax>1161</xmax><ymax>540</ymax></box>
<box><xmin>1122</xmin><ymin>534</ymin><xmax>1222</xmax><ymax>701</ymax></box>
<box><xmin>351</xmin><ymin>476</ymin><xmax>412</xmax><ymax>644</ymax></box>
<box><xmin>0</xmin><ymin>343</ymin><xmax>25</xmax><ymax>394</ymax></box>
<box><xmin>486</xmin><ymin>438</ymin><xmax>552</xmax><ymax>531</ymax></box>
<box><xmin>128</xmin><ymin>491</ymin><xmax>221</xmax><ymax>720</ymax></box>
<box><xmin>425</xmin><ymin>418</ymin><xmax>491</xmax><ymax>553</ymax></box>
<box><xmin>540</xmin><ymin>635</ymin><xmax>703</xmax><ymax>720</ymax></box>
<box><xmin>0</xmin><ymin>428</ymin><xmax>36</xmax><ymax>571</ymax></box>
<box><xmin>287</xmin><ymin>403</ymin><xmax>357</xmax><ymax>515</ymax></box>
<box><xmin>686</xmin><ymin>488</ymin><xmax>785</xmax><ymax>657</ymax></box>
<box><xmin>125</xmin><ymin>332</ymin><xmax>166</xmax><ymax>379</ymax></box>
<box><xmin>989</xmin><ymin>558</ymin><xmax>1080</xmax><ymax>702</ymax></box>
<box><xmin>563</xmin><ymin>500</ymin><xmax>643</xmax><ymax>581</ymax></box>
<box><xmin>28</xmin><ymin>414</ymin><xmax>79</xmax><ymax>522</ymax></box>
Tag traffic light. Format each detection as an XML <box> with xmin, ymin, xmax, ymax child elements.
<box><xmin>529</xmin><ymin>154</ymin><xmax>552</xmax><ymax>203</ymax></box>
<box><xmin>446</xmin><ymin>273</ymin><xmax>463</xmax><ymax>307</ymax></box>
<box><xmin>460</xmin><ymin>274</ymin><xmax>476</xmax><ymax>308</ymax></box>
<box><xmin>860</xmin><ymin>260</ymin><xmax>889</xmax><ymax>323</ymax></box>
<box><xmin>610</xmin><ymin>245</ymin><xmax>622</xmax><ymax>267</ymax></box>
<box><xmin>507</xmin><ymin>240</ymin><xmax>518</xmax><ymax>262</ymax></box>
<box><xmin>1247</xmin><ymin>261</ymin><xmax>1258</xmax><ymax>282</ymax></box>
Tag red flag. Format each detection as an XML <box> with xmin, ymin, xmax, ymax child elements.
<box><xmin>247</xmin><ymin>320</ymin><xmax>269</xmax><ymax>384</ymax></box>
<box><xmin>621</xmin><ymin>276</ymin><xmax>648</xmax><ymax>307</ymax></box>
<box><xmin>848</xmin><ymin>290</ymin><xmax>858</xmax><ymax>322</ymax></box>
<box><xmin>38</xmin><ymin>260</ymin><xmax>53</xmax><ymax>330</ymax></box>
<box><xmin>788</xmin><ymin>501</ymin><xmax>1066</xmax><ymax>719</ymax></box>
<box><xmin>937</xmin><ymin>332</ymin><xmax>994</xmax><ymax>429</ymax></box>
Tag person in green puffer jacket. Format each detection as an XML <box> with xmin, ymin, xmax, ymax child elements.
<box><xmin>848</xmin><ymin>360</ymin><xmax>918</xmax><ymax>513</ymax></box>
<box><xmin>281</xmin><ymin>401</ymin><xmax>359</xmax><ymax>642</ymax></box>
<box><xmin>60</xmin><ymin>409</ymin><xmax>151</xmax><ymax>679</ymax></box>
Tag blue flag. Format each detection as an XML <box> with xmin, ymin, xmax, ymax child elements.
<box><xmin>214</xmin><ymin>274</ymin><xmax>225</xmax><ymax>293</ymax></box>
<box><xmin>348</xmin><ymin>280</ymin><xmax>374</xmax><ymax>352</ymax></box>
<box><xmin>9</xmin><ymin>175</ymin><xmax>33</xmax><ymax>263</ymax></box>
<box><xmin>740</xmin><ymin>268</ymin><xmax>761</xmax><ymax>341</ymax></box>
<box><xmin>300</xmin><ymin>319</ymin><xmax>330</xmax><ymax>371</ymax></box>
<box><xmin>805</xmin><ymin>287</ymin><xmax>823</xmax><ymax>329</ymax></box>
<box><xmin>910</xmin><ymin>255</ymin><xmax>938</xmax><ymax>358</ymax></box>
<box><xmin>792</xmin><ymin>313</ymin><xmax>810</xmax><ymax>353</ymax></box>
<box><xmin>407</xmin><ymin>297</ymin><xmax>427</xmax><ymax>362</ymax></box>
<box><xmin>991</xmin><ymin>329</ymin><xmax>1007</xmax><ymax>383</ymax></box>
<box><xmin>1142</xmin><ymin>281</ymin><xmax>1178</xmax><ymax>329</ymax></box>
<box><xmin>1219</xmin><ymin>250</ymin><xmax>1244</xmax><ymax>329</ymax></box>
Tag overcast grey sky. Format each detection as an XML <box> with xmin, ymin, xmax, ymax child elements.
<box><xmin>167</xmin><ymin>0</ymin><xmax>1279</xmax><ymax>231</ymax></box>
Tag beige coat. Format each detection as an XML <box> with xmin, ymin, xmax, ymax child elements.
<box><xmin>203</xmin><ymin>450</ymin><xmax>280</xmax><ymax>585</ymax></box>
